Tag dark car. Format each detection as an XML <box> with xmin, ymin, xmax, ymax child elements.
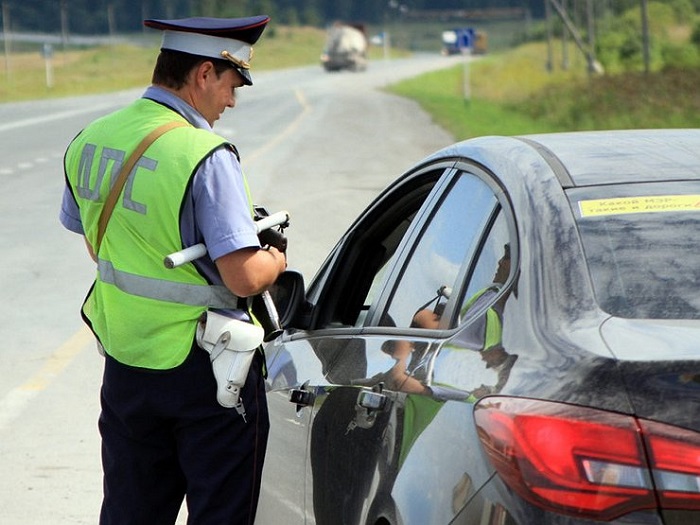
<box><xmin>255</xmin><ymin>129</ymin><xmax>700</xmax><ymax>525</ymax></box>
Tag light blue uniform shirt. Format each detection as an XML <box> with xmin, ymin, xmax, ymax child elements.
<box><xmin>60</xmin><ymin>85</ymin><xmax>261</xmax><ymax>296</ymax></box>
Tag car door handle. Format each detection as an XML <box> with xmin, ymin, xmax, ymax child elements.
<box><xmin>289</xmin><ymin>381</ymin><xmax>315</xmax><ymax>410</ymax></box>
<box><xmin>347</xmin><ymin>387</ymin><xmax>391</xmax><ymax>432</ymax></box>
<box><xmin>289</xmin><ymin>388</ymin><xmax>314</xmax><ymax>407</ymax></box>
<box><xmin>357</xmin><ymin>389</ymin><xmax>387</xmax><ymax>412</ymax></box>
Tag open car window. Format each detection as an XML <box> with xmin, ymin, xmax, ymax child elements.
<box><xmin>307</xmin><ymin>166</ymin><xmax>452</xmax><ymax>330</ymax></box>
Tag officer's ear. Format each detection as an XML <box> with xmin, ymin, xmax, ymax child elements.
<box><xmin>192</xmin><ymin>60</ymin><xmax>215</xmax><ymax>88</ymax></box>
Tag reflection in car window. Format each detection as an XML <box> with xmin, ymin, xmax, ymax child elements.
<box><xmin>571</xmin><ymin>186</ymin><xmax>700</xmax><ymax>319</ymax></box>
<box><xmin>381</xmin><ymin>173</ymin><xmax>498</xmax><ymax>329</ymax></box>
<box><xmin>458</xmin><ymin>212</ymin><xmax>510</xmax><ymax>321</ymax></box>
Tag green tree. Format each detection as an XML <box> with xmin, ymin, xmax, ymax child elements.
<box><xmin>596</xmin><ymin>1</ymin><xmax>695</xmax><ymax>72</ymax></box>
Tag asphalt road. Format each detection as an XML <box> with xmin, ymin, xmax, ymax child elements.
<box><xmin>0</xmin><ymin>53</ymin><xmax>460</xmax><ymax>524</ymax></box>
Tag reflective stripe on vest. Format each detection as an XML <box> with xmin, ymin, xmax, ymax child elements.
<box><xmin>97</xmin><ymin>259</ymin><xmax>239</xmax><ymax>309</ymax></box>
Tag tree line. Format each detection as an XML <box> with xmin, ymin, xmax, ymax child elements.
<box><xmin>6</xmin><ymin>1</ymin><xmax>530</xmax><ymax>35</ymax></box>
<box><xmin>3</xmin><ymin>0</ymin><xmax>679</xmax><ymax>36</ymax></box>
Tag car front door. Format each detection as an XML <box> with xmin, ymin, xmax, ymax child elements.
<box><xmin>257</xmin><ymin>163</ymin><xmax>452</xmax><ymax>524</ymax></box>
<box><xmin>260</xmin><ymin>162</ymin><xmax>514</xmax><ymax>524</ymax></box>
<box><xmin>256</xmin><ymin>162</ymin><xmax>452</xmax><ymax>525</ymax></box>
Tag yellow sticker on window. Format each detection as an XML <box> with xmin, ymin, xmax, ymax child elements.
<box><xmin>579</xmin><ymin>195</ymin><xmax>700</xmax><ymax>217</ymax></box>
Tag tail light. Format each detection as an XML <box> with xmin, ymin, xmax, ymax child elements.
<box><xmin>474</xmin><ymin>397</ymin><xmax>700</xmax><ymax>521</ymax></box>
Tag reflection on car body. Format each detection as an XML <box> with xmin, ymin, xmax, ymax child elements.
<box><xmin>255</xmin><ymin>129</ymin><xmax>700</xmax><ymax>525</ymax></box>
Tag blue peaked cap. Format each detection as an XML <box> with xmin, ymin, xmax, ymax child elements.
<box><xmin>144</xmin><ymin>15</ymin><xmax>270</xmax><ymax>85</ymax></box>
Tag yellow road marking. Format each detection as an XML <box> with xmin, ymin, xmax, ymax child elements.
<box><xmin>0</xmin><ymin>326</ymin><xmax>93</xmax><ymax>430</ymax></box>
<box><xmin>20</xmin><ymin>326</ymin><xmax>94</xmax><ymax>391</ymax></box>
<box><xmin>246</xmin><ymin>89</ymin><xmax>311</xmax><ymax>165</ymax></box>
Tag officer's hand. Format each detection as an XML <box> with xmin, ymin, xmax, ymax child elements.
<box><xmin>267</xmin><ymin>245</ymin><xmax>287</xmax><ymax>272</ymax></box>
<box><xmin>258</xmin><ymin>229</ymin><xmax>287</xmax><ymax>253</ymax></box>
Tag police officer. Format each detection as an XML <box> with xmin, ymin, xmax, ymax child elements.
<box><xmin>59</xmin><ymin>15</ymin><xmax>285</xmax><ymax>525</ymax></box>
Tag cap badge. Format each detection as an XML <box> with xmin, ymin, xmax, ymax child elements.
<box><xmin>221</xmin><ymin>49</ymin><xmax>252</xmax><ymax>70</ymax></box>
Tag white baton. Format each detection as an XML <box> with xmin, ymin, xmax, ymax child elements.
<box><xmin>164</xmin><ymin>244</ymin><xmax>208</xmax><ymax>269</ymax></box>
<box><xmin>164</xmin><ymin>210</ymin><xmax>290</xmax><ymax>269</ymax></box>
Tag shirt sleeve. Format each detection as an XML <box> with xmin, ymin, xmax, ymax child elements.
<box><xmin>59</xmin><ymin>184</ymin><xmax>84</xmax><ymax>235</ymax></box>
<box><xmin>193</xmin><ymin>146</ymin><xmax>260</xmax><ymax>261</ymax></box>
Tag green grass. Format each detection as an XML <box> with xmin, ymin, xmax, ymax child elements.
<box><xmin>0</xmin><ymin>45</ymin><xmax>156</xmax><ymax>101</ymax></box>
<box><xmin>4</xmin><ymin>28</ymin><xmax>698</xmax><ymax>136</ymax></box>
<box><xmin>0</xmin><ymin>26</ymin><xmax>405</xmax><ymax>103</ymax></box>
<box><xmin>387</xmin><ymin>41</ymin><xmax>700</xmax><ymax>139</ymax></box>
<box><xmin>388</xmin><ymin>62</ymin><xmax>562</xmax><ymax>138</ymax></box>
<box><xmin>523</xmin><ymin>68</ymin><xmax>700</xmax><ymax>131</ymax></box>
<box><xmin>252</xmin><ymin>25</ymin><xmax>326</xmax><ymax>70</ymax></box>
<box><xmin>0</xmin><ymin>27</ymin><xmax>329</xmax><ymax>102</ymax></box>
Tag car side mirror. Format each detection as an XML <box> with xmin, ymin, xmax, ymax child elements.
<box><xmin>268</xmin><ymin>270</ymin><xmax>308</xmax><ymax>330</ymax></box>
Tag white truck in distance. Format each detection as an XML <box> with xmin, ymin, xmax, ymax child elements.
<box><xmin>321</xmin><ymin>23</ymin><xmax>368</xmax><ymax>72</ymax></box>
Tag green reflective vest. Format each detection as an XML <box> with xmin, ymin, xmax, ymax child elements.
<box><xmin>461</xmin><ymin>286</ymin><xmax>503</xmax><ymax>351</ymax></box>
<box><xmin>65</xmin><ymin>98</ymin><xmax>238</xmax><ymax>369</ymax></box>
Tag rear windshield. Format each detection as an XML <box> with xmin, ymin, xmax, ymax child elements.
<box><xmin>569</xmin><ymin>183</ymin><xmax>700</xmax><ymax>320</ymax></box>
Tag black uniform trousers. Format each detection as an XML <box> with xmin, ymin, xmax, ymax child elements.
<box><xmin>98</xmin><ymin>343</ymin><xmax>269</xmax><ymax>525</ymax></box>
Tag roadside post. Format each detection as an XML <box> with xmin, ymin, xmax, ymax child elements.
<box><xmin>2</xmin><ymin>2</ymin><xmax>11</xmax><ymax>80</ymax></box>
<box><xmin>42</xmin><ymin>43</ymin><xmax>54</xmax><ymax>89</ymax></box>
<box><xmin>462</xmin><ymin>45</ymin><xmax>471</xmax><ymax>103</ymax></box>
<box><xmin>461</xmin><ymin>28</ymin><xmax>474</xmax><ymax>103</ymax></box>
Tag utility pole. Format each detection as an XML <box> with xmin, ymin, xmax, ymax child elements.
<box><xmin>545</xmin><ymin>0</ymin><xmax>553</xmax><ymax>72</ymax></box>
<box><xmin>142</xmin><ymin>1</ymin><xmax>149</xmax><ymax>36</ymax></box>
<box><xmin>586</xmin><ymin>0</ymin><xmax>595</xmax><ymax>73</ymax></box>
<box><xmin>108</xmin><ymin>3</ymin><xmax>116</xmax><ymax>47</ymax></box>
<box><xmin>60</xmin><ymin>0</ymin><xmax>69</xmax><ymax>55</ymax></box>
<box><xmin>2</xmin><ymin>2</ymin><xmax>11</xmax><ymax>80</ymax></box>
<box><xmin>640</xmin><ymin>0</ymin><xmax>651</xmax><ymax>73</ymax></box>
<box><xmin>561</xmin><ymin>0</ymin><xmax>569</xmax><ymax>70</ymax></box>
<box><xmin>548</xmin><ymin>0</ymin><xmax>602</xmax><ymax>74</ymax></box>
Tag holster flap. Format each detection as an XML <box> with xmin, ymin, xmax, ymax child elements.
<box><xmin>196</xmin><ymin>311</ymin><xmax>264</xmax><ymax>354</ymax></box>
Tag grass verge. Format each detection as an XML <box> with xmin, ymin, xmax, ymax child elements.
<box><xmin>0</xmin><ymin>26</ymin><xmax>404</xmax><ymax>103</ymax></box>
<box><xmin>387</xmin><ymin>42</ymin><xmax>700</xmax><ymax>139</ymax></box>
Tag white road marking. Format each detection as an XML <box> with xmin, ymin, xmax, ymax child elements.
<box><xmin>259</xmin><ymin>485</ymin><xmax>306</xmax><ymax>521</ymax></box>
<box><xmin>0</xmin><ymin>102</ymin><xmax>118</xmax><ymax>133</ymax></box>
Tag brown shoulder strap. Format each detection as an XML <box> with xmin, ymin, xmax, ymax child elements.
<box><xmin>95</xmin><ymin>120</ymin><xmax>189</xmax><ymax>254</ymax></box>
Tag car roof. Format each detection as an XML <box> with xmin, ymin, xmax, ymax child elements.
<box><xmin>517</xmin><ymin>129</ymin><xmax>700</xmax><ymax>188</ymax></box>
